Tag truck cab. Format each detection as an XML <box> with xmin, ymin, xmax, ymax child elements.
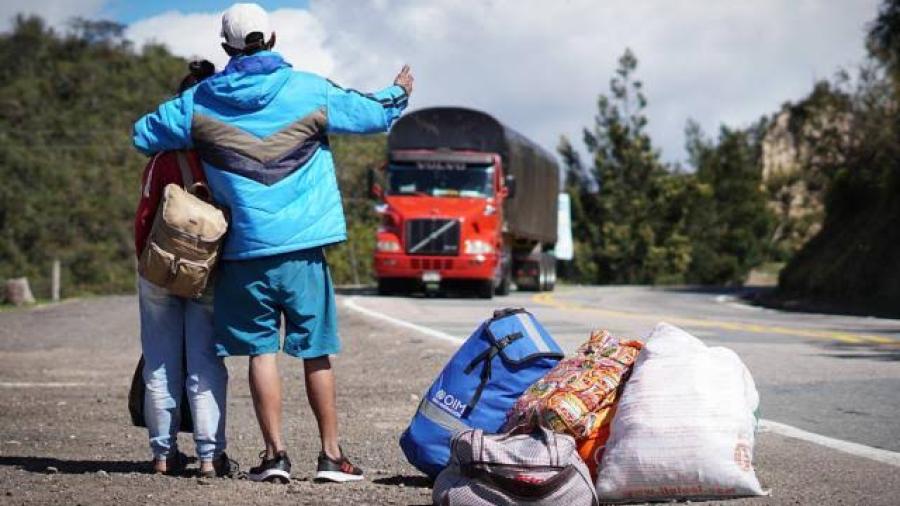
<box><xmin>374</xmin><ymin>150</ymin><xmax>510</xmax><ymax>297</ymax></box>
<box><xmin>372</xmin><ymin>107</ymin><xmax>560</xmax><ymax>298</ymax></box>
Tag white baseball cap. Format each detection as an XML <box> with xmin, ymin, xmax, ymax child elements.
<box><xmin>220</xmin><ymin>3</ymin><xmax>271</xmax><ymax>50</ymax></box>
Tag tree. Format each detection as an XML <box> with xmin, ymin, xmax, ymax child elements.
<box><xmin>868</xmin><ymin>0</ymin><xmax>900</xmax><ymax>84</ymax></box>
<box><xmin>0</xmin><ymin>16</ymin><xmax>184</xmax><ymax>296</ymax></box>
<box><xmin>325</xmin><ymin>134</ymin><xmax>387</xmax><ymax>285</ymax></box>
<box><xmin>558</xmin><ymin>136</ymin><xmax>600</xmax><ymax>281</ymax></box>
<box><xmin>560</xmin><ymin>49</ymin><xmax>694</xmax><ymax>284</ymax></box>
<box><xmin>0</xmin><ymin>15</ymin><xmax>397</xmax><ymax>297</ymax></box>
<box><xmin>685</xmin><ymin>123</ymin><xmax>773</xmax><ymax>284</ymax></box>
<box><xmin>69</xmin><ymin>18</ymin><xmax>127</xmax><ymax>46</ymax></box>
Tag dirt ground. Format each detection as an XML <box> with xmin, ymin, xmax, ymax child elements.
<box><xmin>1</xmin><ymin>295</ymin><xmax>898</xmax><ymax>505</ymax></box>
<box><xmin>0</xmin><ymin>296</ymin><xmax>437</xmax><ymax>505</ymax></box>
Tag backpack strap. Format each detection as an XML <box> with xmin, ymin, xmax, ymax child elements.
<box><xmin>461</xmin><ymin>331</ymin><xmax>523</xmax><ymax>417</ymax></box>
<box><xmin>175</xmin><ymin>151</ymin><xmax>195</xmax><ymax>189</ymax></box>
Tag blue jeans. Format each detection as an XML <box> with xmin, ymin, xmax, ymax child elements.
<box><xmin>138</xmin><ymin>277</ymin><xmax>228</xmax><ymax>461</ymax></box>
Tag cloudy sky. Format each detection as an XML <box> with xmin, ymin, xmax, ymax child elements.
<box><xmin>0</xmin><ymin>0</ymin><xmax>881</xmax><ymax>164</ymax></box>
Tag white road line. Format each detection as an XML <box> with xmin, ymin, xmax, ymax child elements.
<box><xmin>343</xmin><ymin>295</ymin><xmax>900</xmax><ymax>468</ymax></box>
<box><xmin>343</xmin><ymin>296</ymin><xmax>463</xmax><ymax>345</ymax></box>
<box><xmin>0</xmin><ymin>382</ymin><xmax>91</xmax><ymax>388</ymax></box>
<box><xmin>759</xmin><ymin>420</ymin><xmax>900</xmax><ymax>468</ymax></box>
<box><xmin>714</xmin><ymin>294</ymin><xmax>763</xmax><ymax>312</ymax></box>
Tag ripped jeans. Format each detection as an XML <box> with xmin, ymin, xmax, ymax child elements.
<box><xmin>138</xmin><ymin>277</ymin><xmax>228</xmax><ymax>461</ymax></box>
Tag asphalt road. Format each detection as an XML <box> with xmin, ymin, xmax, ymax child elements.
<box><xmin>1</xmin><ymin>287</ymin><xmax>899</xmax><ymax>505</ymax></box>
<box><xmin>349</xmin><ymin>285</ymin><xmax>900</xmax><ymax>453</ymax></box>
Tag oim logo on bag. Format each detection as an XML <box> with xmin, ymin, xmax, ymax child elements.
<box><xmin>433</xmin><ymin>389</ymin><xmax>467</xmax><ymax>417</ymax></box>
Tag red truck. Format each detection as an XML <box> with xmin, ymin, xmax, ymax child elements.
<box><xmin>369</xmin><ymin>107</ymin><xmax>560</xmax><ymax>298</ymax></box>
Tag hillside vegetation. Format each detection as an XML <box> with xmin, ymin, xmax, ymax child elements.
<box><xmin>2</xmin><ymin>1</ymin><xmax>898</xmax><ymax>309</ymax></box>
<box><xmin>777</xmin><ymin>0</ymin><xmax>900</xmax><ymax>312</ymax></box>
<box><xmin>560</xmin><ymin>50</ymin><xmax>773</xmax><ymax>286</ymax></box>
<box><xmin>561</xmin><ymin>0</ymin><xmax>900</xmax><ymax>313</ymax></box>
<box><xmin>0</xmin><ymin>17</ymin><xmax>182</xmax><ymax>296</ymax></box>
<box><xmin>0</xmin><ymin>16</ymin><xmax>383</xmax><ymax>297</ymax></box>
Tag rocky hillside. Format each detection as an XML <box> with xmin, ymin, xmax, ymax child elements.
<box><xmin>775</xmin><ymin>74</ymin><xmax>900</xmax><ymax>312</ymax></box>
<box><xmin>760</xmin><ymin>82</ymin><xmax>851</xmax><ymax>261</ymax></box>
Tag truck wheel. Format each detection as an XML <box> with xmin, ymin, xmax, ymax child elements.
<box><xmin>538</xmin><ymin>254</ymin><xmax>556</xmax><ymax>291</ymax></box>
<box><xmin>477</xmin><ymin>280</ymin><xmax>494</xmax><ymax>299</ymax></box>
<box><xmin>536</xmin><ymin>258</ymin><xmax>548</xmax><ymax>292</ymax></box>
<box><xmin>496</xmin><ymin>274</ymin><xmax>510</xmax><ymax>296</ymax></box>
<box><xmin>496</xmin><ymin>262</ymin><xmax>511</xmax><ymax>296</ymax></box>
<box><xmin>545</xmin><ymin>258</ymin><xmax>557</xmax><ymax>291</ymax></box>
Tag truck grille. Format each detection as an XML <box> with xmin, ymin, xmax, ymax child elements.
<box><xmin>405</xmin><ymin>219</ymin><xmax>460</xmax><ymax>256</ymax></box>
<box><xmin>411</xmin><ymin>258</ymin><xmax>454</xmax><ymax>270</ymax></box>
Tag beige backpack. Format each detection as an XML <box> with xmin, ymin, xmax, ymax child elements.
<box><xmin>138</xmin><ymin>151</ymin><xmax>228</xmax><ymax>298</ymax></box>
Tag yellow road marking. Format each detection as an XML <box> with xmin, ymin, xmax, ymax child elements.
<box><xmin>531</xmin><ymin>292</ymin><xmax>897</xmax><ymax>345</ymax></box>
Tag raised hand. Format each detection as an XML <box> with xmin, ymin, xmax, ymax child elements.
<box><xmin>394</xmin><ymin>64</ymin><xmax>414</xmax><ymax>96</ymax></box>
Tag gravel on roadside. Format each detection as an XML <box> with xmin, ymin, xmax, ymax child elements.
<box><xmin>0</xmin><ymin>296</ymin><xmax>438</xmax><ymax>505</ymax></box>
<box><xmin>1</xmin><ymin>295</ymin><xmax>899</xmax><ymax>505</ymax></box>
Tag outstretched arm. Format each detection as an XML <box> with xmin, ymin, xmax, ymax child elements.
<box><xmin>325</xmin><ymin>65</ymin><xmax>414</xmax><ymax>134</ymax></box>
<box><xmin>132</xmin><ymin>92</ymin><xmax>194</xmax><ymax>156</ymax></box>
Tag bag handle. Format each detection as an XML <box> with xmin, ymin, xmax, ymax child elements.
<box><xmin>175</xmin><ymin>151</ymin><xmax>216</xmax><ymax>203</ymax></box>
<box><xmin>474</xmin><ymin>429</ymin><xmax>484</xmax><ymax>466</ymax></box>
<box><xmin>544</xmin><ymin>426</ymin><xmax>560</xmax><ymax>466</ymax></box>
<box><xmin>500</xmin><ymin>426</ymin><xmax>561</xmax><ymax>466</ymax></box>
<box><xmin>491</xmin><ymin>307</ymin><xmax>527</xmax><ymax>321</ymax></box>
<box><xmin>527</xmin><ymin>427</ymin><xmax>560</xmax><ymax>466</ymax></box>
<box><xmin>462</xmin><ymin>463</ymin><xmax>580</xmax><ymax>500</ymax></box>
<box><xmin>175</xmin><ymin>151</ymin><xmax>195</xmax><ymax>189</ymax></box>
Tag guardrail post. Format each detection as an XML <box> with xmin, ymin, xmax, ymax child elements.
<box><xmin>51</xmin><ymin>259</ymin><xmax>61</xmax><ymax>302</ymax></box>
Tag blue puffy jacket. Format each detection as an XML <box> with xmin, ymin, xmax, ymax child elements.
<box><xmin>133</xmin><ymin>51</ymin><xmax>408</xmax><ymax>260</ymax></box>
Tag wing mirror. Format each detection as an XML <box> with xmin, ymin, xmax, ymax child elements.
<box><xmin>368</xmin><ymin>168</ymin><xmax>384</xmax><ymax>200</ymax></box>
<box><xmin>504</xmin><ymin>174</ymin><xmax>517</xmax><ymax>199</ymax></box>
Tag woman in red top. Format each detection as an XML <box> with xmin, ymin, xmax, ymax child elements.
<box><xmin>134</xmin><ymin>61</ymin><xmax>236</xmax><ymax>478</ymax></box>
<box><xmin>133</xmin><ymin>60</ymin><xmax>214</xmax><ymax>253</ymax></box>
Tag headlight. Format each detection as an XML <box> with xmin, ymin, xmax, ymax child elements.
<box><xmin>376</xmin><ymin>239</ymin><xmax>401</xmax><ymax>252</ymax></box>
<box><xmin>464</xmin><ymin>239</ymin><xmax>494</xmax><ymax>255</ymax></box>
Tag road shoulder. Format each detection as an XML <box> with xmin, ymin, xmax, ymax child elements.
<box><xmin>0</xmin><ymin>296</ymin><xmax>898</xmax><ymax>505</ymax></box>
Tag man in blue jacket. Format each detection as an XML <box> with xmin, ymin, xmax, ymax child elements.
<box><xmin>133</xmin><ymin>2</ymin><xmax>412</xmax><ymax>483</ymax></box>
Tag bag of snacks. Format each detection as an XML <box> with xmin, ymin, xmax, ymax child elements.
<box><xmin>504</xmin><ymin>330</ymin><xmax>642</xmax><ymax>479</ymax></box>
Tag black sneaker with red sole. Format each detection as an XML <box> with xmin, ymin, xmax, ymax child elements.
<box><xmin>248</xmin><ymin>450</ymin><xmax>291</xmax><ymax>484</ymax></box>
<box><xmin>315</xmin><ymin>449</ymin><xmax>364</xmax><ymax>483</ymax></box>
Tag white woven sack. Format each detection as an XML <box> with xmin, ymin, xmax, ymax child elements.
<box><xmin>595</xmin><ymin>322</ymin><xmax>766</xmax><ymax>502</ymax></box>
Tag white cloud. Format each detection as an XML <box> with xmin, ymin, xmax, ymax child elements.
<box><xmin>0</xmin><ymin>0</ymin><xmax>106</xmax><ymax>31</ymax></box>
<box><xmin>124</xmin><ymin>0</ymin><xmax>880</xmax><ymax>163</ymax></box>
<box><xmin>309</xmin><ymin>0</ymin><xmax>880</xmax><ymax>163</ymax></box>
<box><xmin>125</xmin><ymin>8</ymin><xmax>334</xmax><ymax>76</ymax></box>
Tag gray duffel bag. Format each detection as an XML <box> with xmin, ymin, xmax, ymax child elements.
<box><xmin>433</xmin><ymin>426</ymin><xmax>598</xmax><ymax>506</ymax></box>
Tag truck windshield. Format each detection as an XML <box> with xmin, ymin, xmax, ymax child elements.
<box><xmin>387</xmin><ymin>163</ymin><xmax>495</xmax><ymax>198</ymax></box>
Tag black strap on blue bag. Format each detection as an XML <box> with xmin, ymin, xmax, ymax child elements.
<box><xmin>462</xmin><ymin>331</ymin><xmax>523</xmax><ymax>415</ymax></box>
<box><xmin>461</xmin><ymin>308</ymin><xmax>529</xmax><ymax>416</ymax></box>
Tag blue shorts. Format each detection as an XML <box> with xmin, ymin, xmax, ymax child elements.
<box><xmin>213</xmin><ymin>247</ymin><xmax>340</xmax><ymax>359</ymax></box>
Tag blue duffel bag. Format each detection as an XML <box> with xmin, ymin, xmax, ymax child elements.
<box><xmin>400</xmin><ymin>308</ymin><xmax>564</xmax><ymax>478</ymax></box>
